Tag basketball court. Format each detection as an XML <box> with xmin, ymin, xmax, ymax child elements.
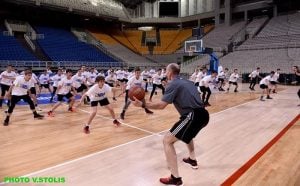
<box><xmin>0</xmin><ymin>84</ymin><xmax>299</xmax><ymax>185</ymax></box>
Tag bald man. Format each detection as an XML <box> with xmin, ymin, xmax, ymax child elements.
<box><xmin>132</xmin><ymin>63</ymin><xmax>209</xmax><ymax>185</ymax></box>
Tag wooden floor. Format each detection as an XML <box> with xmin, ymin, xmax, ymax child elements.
<box><xmin>0</xmin><ymin>84</ymin><xmax>299</xmax><ymax>186</ymax></box>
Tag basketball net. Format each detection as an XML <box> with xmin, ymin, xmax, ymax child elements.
<box><xmin>188</xmin><ymin>50</ymin><xmax>194</xmax><ymax>56</ymax></box>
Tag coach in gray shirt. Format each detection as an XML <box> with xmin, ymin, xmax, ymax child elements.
<box><xmin>132</xmin><ymin>63</ymin><xmax>209</xmax><ymax>186</ymax></box>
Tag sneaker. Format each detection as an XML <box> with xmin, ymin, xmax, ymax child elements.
<box><xmin>34</xmin><ymin>113</ymin><xmax>44</xmax><ymax>119</ymax></box>
<box><xmin>120</xmin><ymin>112</ymin><xmax>125</xmax><ymax>120</ymax></box>
<box><xmin>83</xmin><ymin>125</ymin><xmax>90</xmax><ymax>134</ymax></box>
<box><xmin>183</xmin><ymin>157</ymin><xmax>198</xmax><ymax>169</ymax></box>
<box><xmin>145</xmin><ymin>108</ymin><xmax>153</xmax><ymax>114</ymax></box>
<box><xmin>113</xmin><ymin>97</ymin><xmax>117</xmax><ymax>101</ymax></box>
<box><xmin>113</xmin><ymin>119</ymin><xmax>121</xmax><ymax>127</ymax></box>
<box><xmin>260</xmin><ymin>96</ymin><xmax>265</xmax><ymax>101</ymax></box>
<box><xmin>68</xmin><ymin>107</ymin><xmax>74</xmax><ymax>112</ymax></box>
<box><xmin>3</xmin><ymin>118</ymin><xmax>9</xmax><ymax>126</ymax></box>
<box><xmin>159</xmin><ymin>175</ymin><xmax>183</xmax><ymax>186</ymax></box>
<box><xmin>234</xmin><ymin>89</ymin><xmax>238</xmax><ymax>93</ymax></box>
<box><xmin>48</xmin><ymin>111</ymin><xmax>54</xmax><ymax>117</ymax></box>
<box><xmin>266</xmin><ymin>96</ymin><xmax>273</xmax><ymax>99</ymax></box>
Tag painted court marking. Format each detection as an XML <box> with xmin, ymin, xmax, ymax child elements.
<box><xmin>221</xmin><ymin>114</ymin><xmax>300</xmax><ymax>185</ymax></box>
<box><xmin>1</xmin><ymin>89</ymin><xmax>297</xmax><ymax>184</ymax></box>
<box><xmin>12</xmin><ymin>98</ymin><xmax>261</xmax><ymax>179</ymax></box>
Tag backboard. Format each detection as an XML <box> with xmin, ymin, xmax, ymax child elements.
<box><xmin>184</xmin><ymin>39</ymin><xmax>203</xmax><ymax>55</ymax></box>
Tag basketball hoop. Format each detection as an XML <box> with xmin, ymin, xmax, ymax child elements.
<box><xmin>188</xmin><ymin>50</ymin><xmax>194</xmax><ymax>56</ymax></box>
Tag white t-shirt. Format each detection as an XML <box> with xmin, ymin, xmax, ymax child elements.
<box><xmin>195</xmin><ymin>71</ymin><xmax>206</xmax><ymax>83</ymax></box>
<box><xmin>51</xmin><ymin>74</ymin><xmax>64</xmax><ymax>87</ymax></box>
<box><xmin>57</xmin><ymin>78</ymin><xmax>73</xmax><ymax>95</ymax></box>
<box><xmin>249</xmin><ymin>70</ymin><xmax>260</xmax><ymax>78</ymax></box>
<box><xmin>200</xmin><ymin>75</ymin><xmax>215</xmax><ymax>87</ymax></box>
<box><xmin>39</xmin><ymin>74</ymin><xmax>50</xmax><ymax>84</ymax></box>
<box><xmin>116</xmin><ymin>70</ymin><xmax>125</xmax><ymax>80</ymax></box>
<box><xmin>260</xmin><ymin>75</ymin><xmax>272</xmax><ymax>85</ymax></box>
<box><xmin>273</xmin><ymin>72</ymin><xmax>280</xmax><ymax>81</ymax></box>
<box><xmin>72</xmin><ymin>74</ymin><xmax>85</xmax><ymax>88</ymax></box>
<box><xmin>105</xmin><ymin>75</ymin><xmax>117</xmax><ymax>84</ymax></box>
<box><xmin>87</xmin><ymin>72</ymin><xmax>98</xmax><ymax>86</ymax></box>
<box><xmin>12</xmin><ymin>76</ymin><xmax>34</xmax><ymax>96</ymax></box>
<box><xmin>86</xmin><ymin>84</ymin><xmax>111</xmax><ymax>101</ymax></box>
<box><xmin>141</xmin><ymin>70</ymin><xmax>150</xmax><ymax>79</ymax></box>
<box><xmin>0</xmin><ymin>71</ymin><xmax>17</xmax><ymax>86</ymax></box>
<box><xmin>218</xmin><ymin>71</ymin><xmax>225</xmax><ymax>79</ymax></box>
<box><xmin>152</xmin><ymin>73</ymin><xmax>163</xmax><ymax>85</ymax></box>
<box><xmin>229</xmin><ymin>73</ymin><xmax>239</xmax><ymax>82</ymax></box>
<box><xmin>126</xmin><ymin>76</ymin><xmax>144</xmax><ymax>90</ymax></box>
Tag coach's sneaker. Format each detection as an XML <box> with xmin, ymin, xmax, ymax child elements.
<box><xmin>83</xmin><ymin>125</ymin><xmax>90</xmax><ymax>134</ymax></box>
<box><xmin>145</xmin><ymin>108</ymin><xmax>153</xmax><ymax>114</ymax></box>
<box><xmin>183</xmin><ymin>157</ymin><xmax>198</xmax><ymax>169</ymax></box>
<box><xmin>34</xmin><ymin>113</ymin><xmax>44</xmax><ymax>119</ymax></box>
<box><xmin>266</xmin><ymin>96</ymin><xmax>273</xmax><ymax>99</ymax></box>
<box><xmin>159</xmin><ymin>175</ymin><xmax>183</xmax><ymax>186</ymax></box>
<box><xmin>3</xmin><ymin>117</ymin><xmax>9</xmax><ymax>126</ymax></box>
<box><xmin>113</xmin><ymin>119</ymin><xmax>121</xmax><ymax>127</ymax></box>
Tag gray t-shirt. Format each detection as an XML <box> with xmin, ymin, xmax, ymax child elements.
<box><xmin>162</xmin><ymin>76</ymin><xmax>204</xmax><ymax>116</ymax></box>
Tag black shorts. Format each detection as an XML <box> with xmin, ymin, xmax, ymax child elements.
<box><xmin>1</xmin><ymin>84</ymin><xmax>10</xmax><ymax>96</ymax></box>
<box><xmin>30</xmin><ymin>87</ymin><xmax>37</xmax><ymax>95</ymax></box>
<box><xmin>270</xmin><ymin>81</ymin><xmax>277</xmax><ymax>85</ymax></box>
<box><xmin>229</xmin><ymin>81</ymin><xmax>237</xmax><ymax>85</ymax></box>
<box><xmin>260</xmin><ymin>84</ymin><xmax>268</xmax><ymax>89</ymax></box>
<box><xmin>117</xmin><ymin>79</ymin><xmax>124</xmax><ymax>82</ymax></box>
<box><xmin>194</xmin><ymin>82</ymin><xmax>199</xmax><ymax>87</ymax></box>
<box><xmin>40</xmin><ymin>84</ymin><xmax>50</xmax><ymax>89</ymax></box>
<box><xmin>170</xmin><ymin>108</ymin><xmax>209</xmax><ymax>144</ymax></box>
<box><xmin>57</xmin><ymin>92</ymin><xmax>73</xmax><ymax>102</ymax></box>
<box><xmin>91</xmin><ymin>98</ymin><xmax>109</xmax><ymax>107</ymax></box>
<box><xmin>76</xmin><ymin>84</ymin><xmax>88</xmax><ymax>93</ymax></box>
<box><xmin>218</xmin><ymin>78</ymin><xmax>224</xmax><ymax>83</ymax></box>
<box><xmin>123</xmin><ymin>78</ymin><xmax>128</xmax><ymax>83</ymax></box>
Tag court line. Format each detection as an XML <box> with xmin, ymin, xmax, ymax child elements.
<box><xmin>21</xmin><ymin>134</ymin><xmax>158</xmax><ymax>177</ymax></box>
<box><xmin>0</xmin><ymin>95</ymin><xmax>284</xmax><ymax>181</ymax></box>
<box><xmin>221</xmin><ymin>114</ymin><xmax>300</xmax><ymax>186</ymax></box>
<box><xmin>76</xmin><ymin>107</ymin><xmax>160</xmax><ymax>136</ymax></box>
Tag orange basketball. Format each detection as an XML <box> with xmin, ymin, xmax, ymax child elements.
<box><xmin>128</xmin><ymin>86</ymin><xmax>145</xmax><ymax>101</ymax></box>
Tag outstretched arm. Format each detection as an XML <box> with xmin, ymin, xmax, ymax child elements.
<box><xmin>132</xmin><ymin>98</ymin><xmax>169</xmax><ymax>110</ymax></box>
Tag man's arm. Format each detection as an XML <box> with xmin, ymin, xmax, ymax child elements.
<box><xmin>132</xmin><ymin>99</ymin><xmax>169</xmax><ymax>110</ymax></box>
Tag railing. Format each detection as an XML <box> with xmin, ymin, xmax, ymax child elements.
<box><xmin>24</xmin><ymin>34</ymin><xmax>36</xmax><ymax>51</ymax></box>
<box><xmin>234</xmin><ymin>42</ymin><xmax>300</xmax><ymax>51</ymax></box>
<box><xmin>0</xmin><ymin>60</ymin><xmax>165</xmax><ymax>71</ymax></box>
<box><xmin>4</xmin><ymin>20</ymin><xmax>13</xmax><ymax>36</ymax></box>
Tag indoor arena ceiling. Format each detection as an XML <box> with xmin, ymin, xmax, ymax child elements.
<box><xmin>117</xmin><ymin>0</ymin><xmax>156</xmax><ymax>8</ymax></box>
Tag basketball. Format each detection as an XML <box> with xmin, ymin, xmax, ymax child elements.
<box><xmin>128</xmin><ymin>86</ymin><xmax>145</xmax><ymax>101</ymax></box>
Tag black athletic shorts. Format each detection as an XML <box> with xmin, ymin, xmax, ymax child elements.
<box><xmin>270</xmin><ymin>81</ymin><xmax>277</xmax><ymax>85</ymax></box>
<box><xmin>260</xmin><ymin>84</ymin><xmax>268</xmax><ymax>89</ymax></box>
<box><xmin>76</xmin><ymin>84</ymin><xmax>87</xmax><ymax>93</ymax></box>
<box><xmin>229</xmin><ymin>81</ymin><xmax>237</xmax><ymax>85</ymax></box>
<box><xmin>40</xmin><ymin>84</ymin><xmax>50</xmax><ymax>89</ymax></box>
<box><xmin>91</xmin><ymin>98</ymin><xmax>109</xmax><ymax>107</ymax></box>
<box><xmin>30</xmin><ymin>87</ymin><xmax>37</xmax><ymax>95</ymax></box>
<box><xmin>1</xmin><ymin>84</ymin><xmax>10</xmax><ymax>96</ymax></box>
<box><xmin>57</xmin><ymin>92</ymin><xmax>73</xmax><ymax>102</ymax></box>
<box><xmin>170</xmin><ymin>108</ymin><xmax>209</xmax><ymax>144</ymax></box>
